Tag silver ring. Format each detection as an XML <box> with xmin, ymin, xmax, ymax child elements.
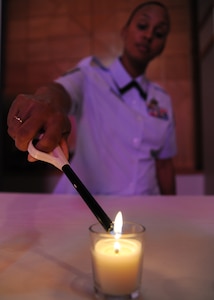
<box><xmin>14</xmin><ymin>115</ymin><xmax>23</xmax><ymax>124</ymax></box>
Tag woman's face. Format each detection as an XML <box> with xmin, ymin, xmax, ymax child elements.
<box><xmin>121</xmin><ymin>4</ymin><xmax>170</xmax><ymax>74</ymax></box>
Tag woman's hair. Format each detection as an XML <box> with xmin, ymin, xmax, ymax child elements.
<box><xmin>125</xmin><ymin>1</ymin><xmax>170</xmax><ymax>29</ymax></box>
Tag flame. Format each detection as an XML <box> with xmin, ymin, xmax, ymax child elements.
<box><xmin>114</xmin><ymin>211</ymin><xmax>123</xmax><ymax>238</ymax></box>
<box><xmin>113</xmin><ymin>211</ymin><xmax>123</xmax><ymax>253</ymax></box>
<box><xmin>114</xmin><ymin>240</ymin><xmax>120</xmax><ymax>254</ymax></box>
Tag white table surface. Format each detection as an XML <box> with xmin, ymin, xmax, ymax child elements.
<box><xmin>0</xmin><ymin>192</ymin><xmax>213</xmax><ymax>300</ymax></box>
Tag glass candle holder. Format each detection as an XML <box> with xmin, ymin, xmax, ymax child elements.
<box><xmin>89</xmin><ymin>222</ymin><xmax>146</xmax><ymax>300</ymax></box>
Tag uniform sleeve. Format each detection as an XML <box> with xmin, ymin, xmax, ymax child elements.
<box><xmin>54</xmin><ymin>68</ymin><xmax>83</xmax><ymax>115</ymax></box>
<box><xmin>54</xmin><ymin>58</ymin><xmax>96</xmax><ymax>115</ymax></box>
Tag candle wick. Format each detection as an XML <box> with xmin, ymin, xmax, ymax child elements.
<box><xmin>115</xmin><ymin>249</ymin><xmax>119</xmax><ymax>254</ymax></box>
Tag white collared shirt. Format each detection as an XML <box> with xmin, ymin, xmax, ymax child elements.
<box><xmin>54</xmin><ymin>56</ymin><xmax>177</xmax><ymax>195</ymax></box>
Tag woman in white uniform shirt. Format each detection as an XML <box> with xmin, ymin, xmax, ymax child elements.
<box><xmin>7</xmin><ymin>1</ymin><xmax>177</xmax><ymax>195</ymax></box>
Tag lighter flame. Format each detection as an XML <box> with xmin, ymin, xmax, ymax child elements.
<box><xmin>114</xmin><ymin>211</ymin><xmax>123</xmax><ymax>239</ymax></box>
<box><xmin>113</xmin><ymin>211</ymin><xmax>123</xmax><ymax>253</ymax></box>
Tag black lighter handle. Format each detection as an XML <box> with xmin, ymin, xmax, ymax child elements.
<box><xmin>62</xmin><ymin>164</ymin><xmax>113</xmax><ymax>232</ymax></box>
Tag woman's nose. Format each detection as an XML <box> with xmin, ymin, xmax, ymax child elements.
<box><xmin>142</xmin><ymin>28</ymin><xmax>153</xmax><ymax>41</ymax></box>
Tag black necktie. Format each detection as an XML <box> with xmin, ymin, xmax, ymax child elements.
<box><xmin>119</xmin><ymin>80</ymin><xmax>147</xmax><ymax>100</ymax></box>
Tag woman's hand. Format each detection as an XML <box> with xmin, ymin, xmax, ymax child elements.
<box><xmin>7</xmin><ymin>84</ymin><xmax>71</xmax><ymax>161</ymax></box>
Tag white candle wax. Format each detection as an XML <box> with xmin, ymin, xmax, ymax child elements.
<box><xmin>92</xmin><ymin>238</ymin><xmax>143</xmax><ymax>295</ymax></box>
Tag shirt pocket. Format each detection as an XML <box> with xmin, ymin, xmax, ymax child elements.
<box><xmin>143</xmin><ymin>113</ymin><xmax>169</xmax><ymax>152</ymax></box>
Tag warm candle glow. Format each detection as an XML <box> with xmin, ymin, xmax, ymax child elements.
<box><xmin>91</xmin><ymin>220</ymin><xmax>144</xmax><ymax>296</ymax></box>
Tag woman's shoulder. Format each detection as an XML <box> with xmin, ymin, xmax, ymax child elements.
<box><xmin>77</xmin><ymin>56</ymin><xmax>109</xmax><ymax>71</ymax></box>
<box><xmin>149</xmin><ymin>81</ymin><xmax>169</xmax><ymax>96</ymax></box>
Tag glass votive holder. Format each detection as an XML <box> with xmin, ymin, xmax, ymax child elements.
<box><xmin>89</xmin><ymin>222</ymin><xmax>146</xmax><ymax>300</ymax></box>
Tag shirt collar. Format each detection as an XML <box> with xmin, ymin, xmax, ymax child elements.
<box><xmin>109</xmin><ymin>57</ymin><xmax>149</xmax><ymax>93</ymax></box>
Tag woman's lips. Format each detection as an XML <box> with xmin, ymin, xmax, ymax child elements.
<box><xmin>136</xmin><ymin>44</ymin><xmax>149</xmax><ymax>53</ymax></box>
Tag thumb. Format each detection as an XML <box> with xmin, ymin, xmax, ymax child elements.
<box><xmin>59</xmin><ymin>138</ymin><xmax>70</xmax><ymax>160</ymax></box>
<box><xmin>27</xmin><ymin>153</ymin><xmax>37</xmax><ymax>162</ymax></box>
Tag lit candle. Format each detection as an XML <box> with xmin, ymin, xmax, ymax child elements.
<box><xmin>90</xmin><ymin>212</ymin><xmax>144</xmax><ymax>296</ymax></box>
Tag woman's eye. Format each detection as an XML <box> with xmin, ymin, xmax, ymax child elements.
<box><xmin>155</xmin><ymin>31</ymin><xmax>166</xmax><ymax>39</ymax></box>
<box><xmin>137</xmin><ymin>23</ymin><xmax>147</xmax><ymax>30</ymax></box>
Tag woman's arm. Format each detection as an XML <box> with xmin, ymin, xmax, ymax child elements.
<box><xmin>156</xmin><ymin>158</ymin><xmax>176</xmax><ymax>195</ymax></box>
